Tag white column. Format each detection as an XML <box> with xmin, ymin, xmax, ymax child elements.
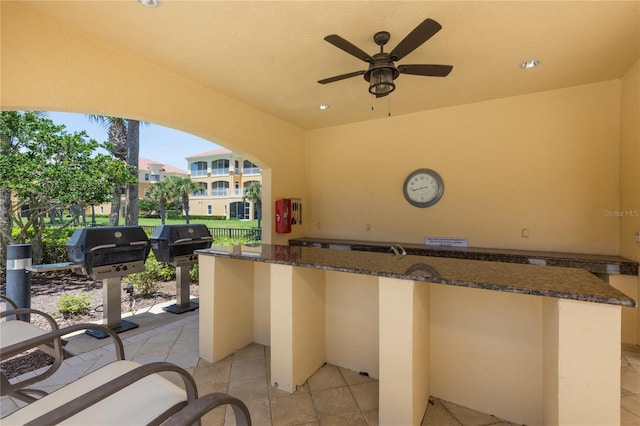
<box><xmin>378</xmin><ymin>278</ymin><xmax>430</xmax><ymax>425</ymax></box>
<box><xmin>543</xmin><ymin>298</ymin><xmax>621</xmax><ymax>426</ymax></box>
<box><xmin>270</xmin><ymin>264</ymin><xmax>326</xmax><ymax>393</ymax></box>
<box><xmin>198</xmin><ymin>256</ymin><xmax>254</xmax><ymax>362</ymax></box>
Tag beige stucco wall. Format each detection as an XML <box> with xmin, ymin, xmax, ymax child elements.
<box><xmin>0</xmin><ymin>1</ymin><xmax>307</xmax><ymax>245</ymax></box>
<box><xmin>306</xmin><ymin>81</ymin><xmax>622</xmax><ymax>255</ymax></box>
<box><xmin>619</xmin><ymin>58</ymin><xmax>640</xmax><ymax>262</ymax></box>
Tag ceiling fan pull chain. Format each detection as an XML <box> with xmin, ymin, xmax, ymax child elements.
<box><xmin>388</xmin><ymin>96</ymin><xmax>392</xmax><ymax>117</ymax></box>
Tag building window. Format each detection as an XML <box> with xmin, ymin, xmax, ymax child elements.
<box><xmin>207</xmin><ymin>205</ymin><xmax>212</xmax><ymax>215</ymax></box>
<box><xmin>144</xmin><ymin>173</ymin><xmax>150</xmax><ymax>181</ymax></box>
<box><xmin>191</xmin><ymin>161</ymin><xmax>208</xmax><ymax>177</ymax></box>
<box><xmin>230</xmin><ymin>201</ymin><xmax>250</xmax><ymax>220</ymax></box>
<box><xmin>192</xmin><ymin>182</ymin><xmax>208</xmax><ymax>197</ymax></box>
<box><xmin>212</xmin><ymin>181</ymin><xmax>229</xmax><ymax>197</ymax></box>
<box><xmin>150</xmin><ymin>174</ymin><xmax>160</xmax><ymax>182</ymax></box>
<box><xmin>243</xmin><ymin>160</ymin><xmax>260</xmax><ymax>175</ymax></box>
<box><xmin>211</xmin><ymin>159</ymin><xmax>229</xmax><ymax>176</ymax></box>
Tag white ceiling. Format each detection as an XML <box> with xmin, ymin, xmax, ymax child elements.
<box><xmin>15</xmin><ymin>1</ymin><xmax>640</xmax><ymax>130</ymax></box>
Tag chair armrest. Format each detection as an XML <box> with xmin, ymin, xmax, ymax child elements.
<box><xmin>1</xmin><ymin>320</ymin><xmax>125</xmax><ymax>361</ymax></box>
<box><xmin>0</xmin><ymin>307</ymin><xmax>60</xmax><ymax>331</ymax></box>
<box><xmin>162</xmin><ymin>392</ymin><xmax>252</xmax><ymax>426</ymax></box>
<box><xmin>1</xmin><ymin>295</ymin><xmax>19</xmax><ymax>310</ymax></box>
<box><xmin>25</xmin><ymin>362</ymin><xmax>199</xmax><ymax>426</ymax></box>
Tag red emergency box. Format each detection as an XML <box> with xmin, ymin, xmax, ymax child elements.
<box><xmin>275</xmin><ymin>198</ymin><xmax>291</xmax><ymax>233</ymax></box>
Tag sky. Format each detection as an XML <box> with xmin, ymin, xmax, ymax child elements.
<box><xmin>46</xmin><ymin>112</ymin><xmax>221</xmax><ymax>171</ymax></box>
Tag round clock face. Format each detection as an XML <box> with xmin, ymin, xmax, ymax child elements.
<box><xmin>403</xmin><ymin>168</ymin><xmax>444</xmax><ymax>208</ymax></box>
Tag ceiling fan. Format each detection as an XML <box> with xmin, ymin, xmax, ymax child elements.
<box><xmin>318</xmin><ymin>18</ymin><xmax>453</xmax><ymax>98</ymax></box>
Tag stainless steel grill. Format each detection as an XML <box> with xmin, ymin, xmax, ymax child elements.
<box><xmin>66</xmin><ymin>226</ymin><xmax>150</xmax><ymax>280</ymax></box>
<box><xmin>150</xmin><ymin>224</ymin><xmax>212</xmax><ymax>313</ymax></box>
<box><xmin>65</xmin><ymin>226</ymin><xmax>151</xmax><ymax>337</ymax></box>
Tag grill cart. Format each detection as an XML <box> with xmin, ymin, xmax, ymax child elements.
<box><xmin>150</xmin><ymin>224</ymin><xmax>212</xmax><ymax>314</ymax></box>
<box><xmin>65</xmin><ymin>226</ymin><xmax>150</xmax><ymax>338</ymax></box>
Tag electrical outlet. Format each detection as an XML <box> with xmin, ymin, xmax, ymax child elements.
<box><xmin>521</xmin><ymin>228</ymin><xmax>529</xmax><ymax>238</ymax></box>
<box><xmin>635</xmin><ymin>232</ymin><xmax>640</xmax><ymax>243</ymax></box>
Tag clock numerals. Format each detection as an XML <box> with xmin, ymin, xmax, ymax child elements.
<box><xmin>403</xmin><ymin>169</ymin><xmax>444</xmax><ymax>208</ymax></box>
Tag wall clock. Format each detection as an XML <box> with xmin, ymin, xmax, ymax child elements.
<box><xmin>403</xmin><ymin>168</ymin><xmax>444</xmax><ymax>208</ymax></box>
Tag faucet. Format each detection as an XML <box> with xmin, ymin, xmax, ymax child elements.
<box><xmin>390</xmin><ymin>244</ymin><xmax>407</xmax><ymax>256</ymax></box>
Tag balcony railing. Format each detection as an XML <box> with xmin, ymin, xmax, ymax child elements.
<box><xmin>211</xmin><ymin>168</ymin><xmax>229</xmax><ymax>176</ymax></box>
<box><xmin>191</xmin><ymin>170</ymin><xmax>208</xmax><ymax>178</ymax></box>
<box><xmin>243</xmin><ymin>167</ymin><xmax>261</xmax><ymax>175</ymax></box>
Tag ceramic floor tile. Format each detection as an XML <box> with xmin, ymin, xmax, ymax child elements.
<box><xmin>622</xmin><ymin>408</ymin><xmax>640</xmax><ymax>426</ymax></box>
<box><xmin>226</xmin><ymin>398</ymin><xmax>271</xmax><ymax>426</ymax></box>
<box><xmin>270</xmin><ymin>392</ymin><xmax>318</xmax><ymax>426</ymax></box>
<box><xmin>422</xmin><ymin>398</ymin><xmax>462</xmax><ymax>426</ymax></box>
<box><xmin>349</xmin><ymin>382</ymin><xmax>379</xmax><ymax>412</ymax></box>
<box><xmin>339</xmin><ymin>367</ymin><xmax>376</xmax><ymax>386</ymax></box>
<box><xmin>228</xmin><ymin>376</ymin><xmax>270</xmax><ymax>401</ymax></box>
<box><xmin>440</xmin><ymin>399</ymin><xmax>502</xmax><ymax>426</ymax></box>
<box><xmin>307</xmin><ymin>364</ymin><xmax>347</xmax><ymax>391</ymax></box>
<box><xmin>622</xmin><ymin>394</ymin><xmax>640</xmax><ymax>418</ymax></box>
<box><xmin>193</xmin><ymin>361</ymin><xmax>232</xmax><ymax>386</ymax></box>
<box><xmin>232</xmin><ymin>343</ymin><xmax>266</xmax><ymax>361</ymax></box>
<box><xmin>311</xmin><ymin>386</ymin><xmax>360</xmax><ymax>419</ymax></box>
<box><xmin>363</xmin><ymin>409</ymin><xmax>379</xmax><ymax>426</ymax></box>
<box><xmin>318</xmin><ymin>413</ymin><xmax>368</xmax><ymax>426</ymax></box>
<box><xmin>230</xmin><ymin>358</ymin><xmax>267</xmax><ymax>382</ymax></box>
<box><xmin>622</xmin><ymin>366</ymin><xmax>640</xmax><ymax>394</ymax></box>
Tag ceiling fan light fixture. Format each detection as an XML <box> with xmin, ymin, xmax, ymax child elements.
<box><xmin>368</xmin><ymin>67</ymin><xmax>396</xmax><ymax>97</ymax></box>
<box><xmin>137</xmin><ymin>0</ymin><xmax>162</xmax><ymax>7</ymax></box>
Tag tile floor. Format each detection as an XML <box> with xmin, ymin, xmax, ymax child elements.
<box><xmin>2</xmin><ymin>304</ymin><xmax>640</xmax><ymax>425</ymax></box>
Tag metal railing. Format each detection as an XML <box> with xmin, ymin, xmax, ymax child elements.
<box><xmin>141</xmin><ymin>226</ymin><xmax>261</xmax><ymax>242</ymax></box>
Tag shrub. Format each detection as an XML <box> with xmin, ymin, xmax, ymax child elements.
<box><xmin>123</xmin><ymin>252</ymin><xmax>175</xmax><ymax>296</ymax></box>
<box><xmin>42</xmin><ymin>228</ymin><xmax>76</xmax><ymax>264</ymax></box>
<box><xmin>57</xmin><ymin>293</ymin><xmax>92</xmax><ymax>317</ymax></box>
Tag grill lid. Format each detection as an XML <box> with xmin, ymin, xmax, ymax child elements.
<box><xmin>65</xmin><ymin>226</ymin><xmax>150</xmax><ymax>279</ymax></box>
<box><xmin>150</xmin><ymin>224</ymin><xmax>212</xmax><ymax>264</ymax></box>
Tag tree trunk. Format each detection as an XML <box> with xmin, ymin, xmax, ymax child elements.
<box><xmin>110</xmin><ymin>184</ymin><xmax>121</xmax><ymax>226</ymax></box>
<box><xmin>0</xmin><ymin>187</ymin><xmax>13</xmax><ymax>271</ymax></box>
<box><xmin>159</xmin><ymin>198</ymin><xmax>166</xmax><ymax>225</ymax></box>
<box><xmin>125</xmin><ymin>120</ymin><xmax>139</xmax><ymax>226</ymax></box>
<box><xmin>183</xmin><ymin>195</ymin><xmax>190</xmax><ymax>224</ymax></box>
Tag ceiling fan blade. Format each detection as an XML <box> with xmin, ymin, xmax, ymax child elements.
<box><xmin>324</xmin><ymin>35</ymin><xmax>374</xmax><ymax>63</ymax></box>
<box><xmin>390</xmin><ymin>18</ymin><xmax>442</xmax><ymax>61</ymax></box>
<box><xmin>398</xmin><ymin>64</ymin><xmax>453</xmax><ymax>77</ymax></box>
<box><xmin>318</xmin><ymin>70</ymin><xmax>366</xmax><ymax>84</ymax></box>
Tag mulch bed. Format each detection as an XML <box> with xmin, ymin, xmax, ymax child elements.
<box><xmin>1</xmin><ymin>271</ymin><xmax>196</xmax><ymax>379</ymax></box>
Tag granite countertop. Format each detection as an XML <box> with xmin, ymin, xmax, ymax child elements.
<box><xmin>197</xmin><ymin>244</ymin><xmax>635</xmax><ymax>308</ymax></box>
<box><xmin>289</xmin><ymin>237</ymin><xmax>639</xmax><ymax>276</ymax></box>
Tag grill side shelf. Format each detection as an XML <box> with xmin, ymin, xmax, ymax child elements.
<box><xmin>27</xmin><ymin>262</ymin><xmax>82</xmax><ymax>273</ymax></box>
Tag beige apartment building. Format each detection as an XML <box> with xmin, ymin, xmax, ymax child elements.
<box><xmin>94</xmin><ymin>157</ymin><xmax>187</xmax><ymax>217</ymax></box>
<box><xmin>186</xmin><ymin>148</ymin><xmax>262</xmax><ymax>220</ymax></box>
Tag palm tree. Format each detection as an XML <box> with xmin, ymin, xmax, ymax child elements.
<box><xmin>88</xmin><ymin>115</ymin><xmax>127</xmax><ymax>225</ymax></box>
<box><xmin>164</xmin><ymin>175</ymin><xmax>200</xmax><ymax>224</ymax></box>
<box><xmin>242</xmin><ymin>182</ymin><xmax>262</xmax><ymax>229</ymax></box>
<box><xmin>125</xmin><ymin>120</ymin><xmax>140</xmax><ymax>225</ymax></box>
<box><xmin>145</xmin><ymin>180</ymin><xmax>171</xmax><ymax>225</ymax></box>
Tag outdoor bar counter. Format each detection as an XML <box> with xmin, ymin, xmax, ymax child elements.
<box><xmin>197</xmin><ymin>244</ymin><xmax>635</xmax><ymax>425</ymax></box>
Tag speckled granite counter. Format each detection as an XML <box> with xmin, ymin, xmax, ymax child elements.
<box><xmin>289</xmin><ymin>237</ymin><xmax>639</xmax><ymax>276</ymax></box>
<box><xmin>197</xmin><ymin>243</ymin><xmax>630</xmax><ymax>424</ymax></box>
<box><xmin>198</xmin><ymin>243</ymin><xmax>635</xmax><ymax>307</ymax></box>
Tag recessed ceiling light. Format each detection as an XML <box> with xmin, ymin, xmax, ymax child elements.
<box><xmin>317</xmin><ymin>104</ymin><xmax>330</xmax><ymax>110</ymax></box>
<box><xmin>137</xmin><ymin>0</ymin><xmax>162</xmax><ymax>7</ymax></box>
<box><xmin>520</xmin><ymin>59</ymin><xmax>540</xmax><ymax>69</ymax></box>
